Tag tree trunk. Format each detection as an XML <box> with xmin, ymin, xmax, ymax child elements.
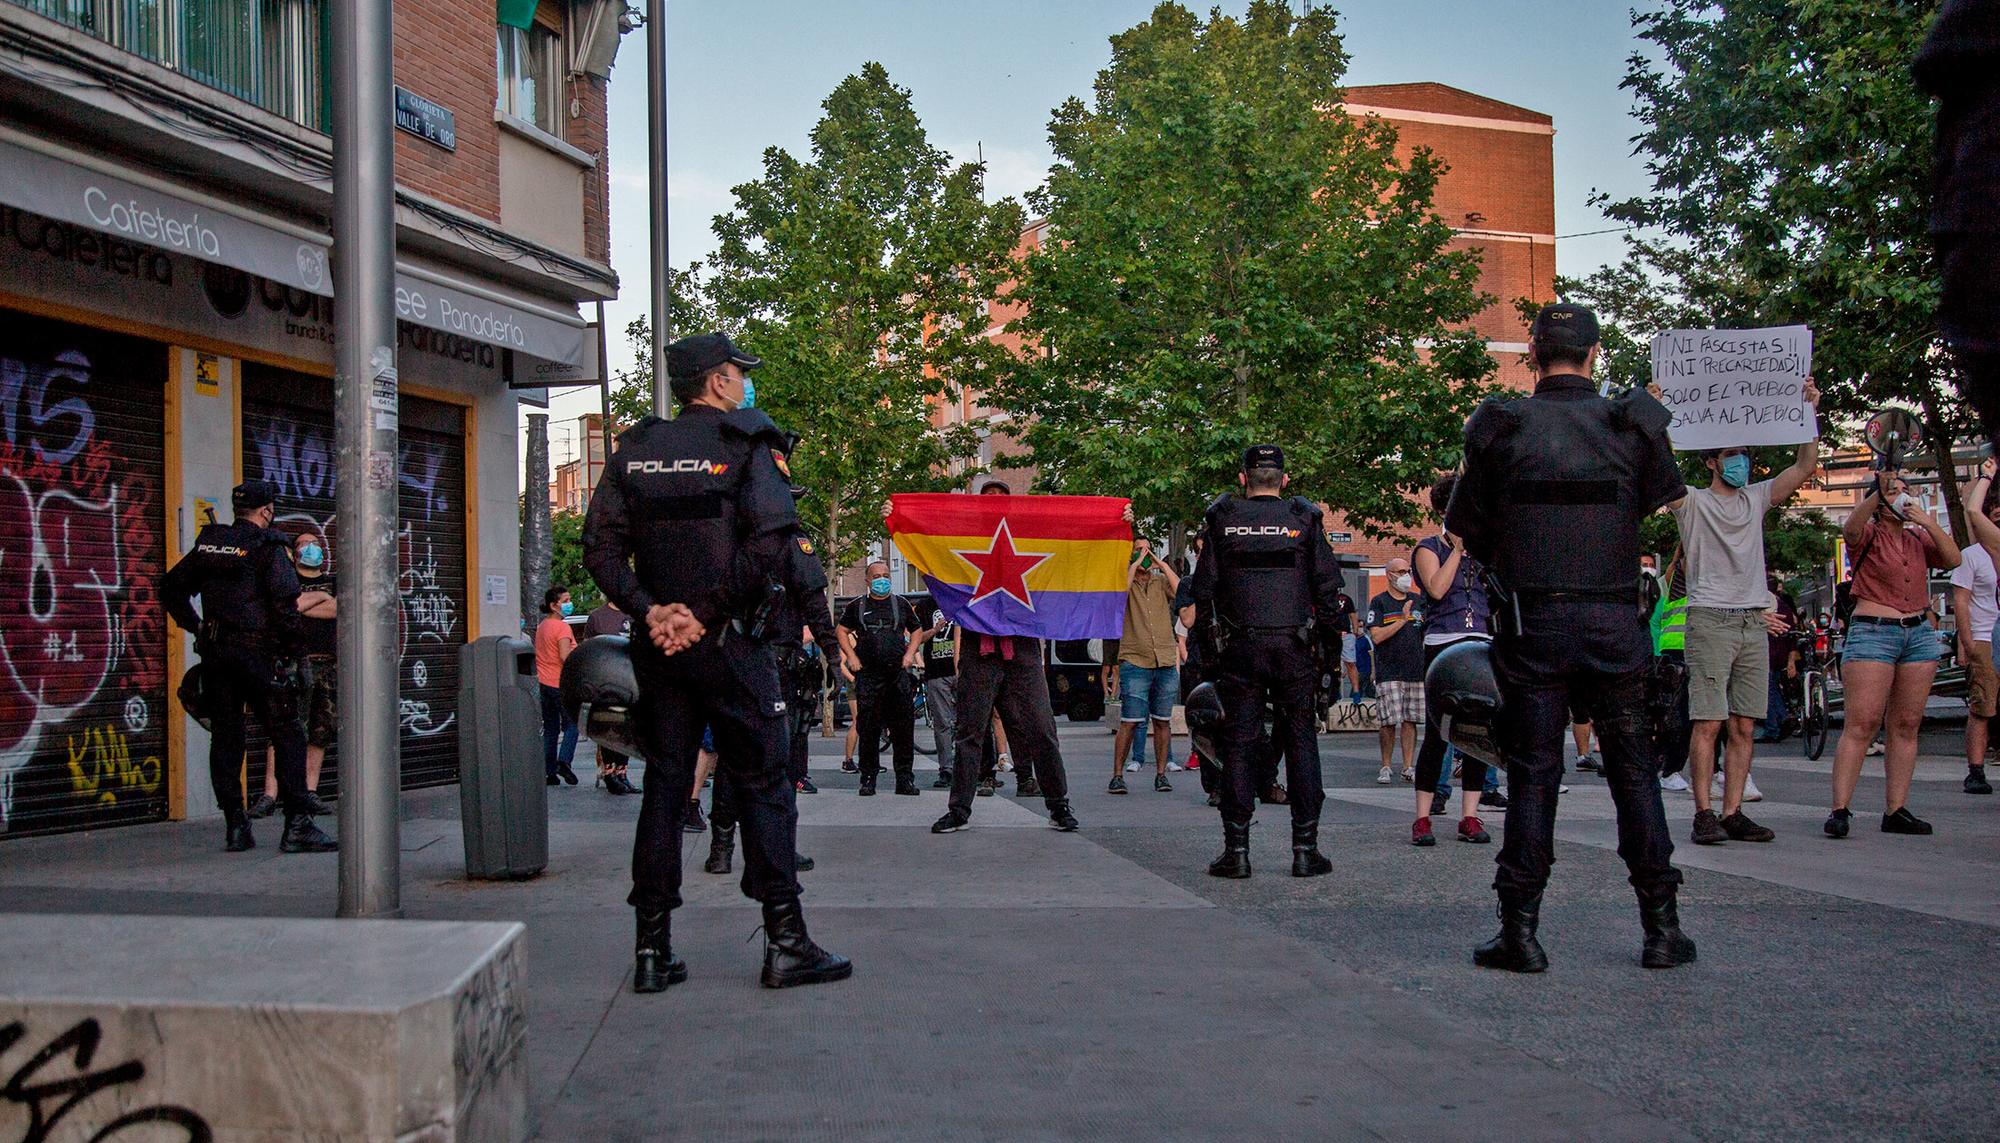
<box><xmin>1921</xmin><ymin>390</ymin><xmax>1968</xmax><ymax>547</ymax></box>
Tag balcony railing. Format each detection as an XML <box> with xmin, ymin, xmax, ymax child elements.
<box><xmin>8</xmin><ymin>0</ymin><xmax>330</xmax><ymax>131</ymax></box>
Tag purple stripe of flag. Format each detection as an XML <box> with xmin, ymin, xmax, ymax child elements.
<box><xmin>922</xmin><ymin>576</ymin><xmax>1126</xmax><ymax>640</ymax></box>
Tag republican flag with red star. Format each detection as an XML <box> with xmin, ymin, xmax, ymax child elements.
<box><xmin>886</xmin><ymin>493</ymin><xmax>1133</xmax><ymax>639</ymax></box>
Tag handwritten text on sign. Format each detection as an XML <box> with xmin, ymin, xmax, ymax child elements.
<box><xmin>1649</xmin><ymin>325</ymin><xmax>1816</xmax><ymax>450</ymax></box>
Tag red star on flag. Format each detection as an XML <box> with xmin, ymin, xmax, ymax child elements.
<box><xmin>954</xmin><ymin>519</ymin><xmax>1052</xmax><ymax>610</ymax></box>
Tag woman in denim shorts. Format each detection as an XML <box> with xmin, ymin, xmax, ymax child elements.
<box><xmin>1826</xmin><ymin>470</ymin><xmax>1960</xmax><ymax>839</ymax></box>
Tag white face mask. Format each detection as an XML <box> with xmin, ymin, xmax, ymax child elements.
<box><xmin>1392</xmin><ymin>573</ymin><xmax>1413</xmax><ymax>592</ymax></box>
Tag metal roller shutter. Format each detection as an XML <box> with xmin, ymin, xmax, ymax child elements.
<box><xmin>241</xmin><ymin>368</ymin><xmax>468</xmax><ymax>792</ymax></box>
<box><xmin>0</xmin><ymin>308</ymin><xmax>169</xmax><ymax>838</ymax></box>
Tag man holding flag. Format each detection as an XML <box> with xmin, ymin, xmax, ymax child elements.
<box><xmin>886</xmin><ymin>489</ymin><xmax>1134</xmax><ymax>834</ymax></box>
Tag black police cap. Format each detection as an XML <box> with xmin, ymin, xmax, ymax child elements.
<box><xmin>232</xmin><ymin>479</ymin><xmax>277</xmax><ymax>511</ymax></box>
<box><xmin>666</xmin><ymin>332</ymin><xmax>761</xmax><ymax>380</ymax></box>
<box><xmin>1242</xmin><ymin>443</ymin><xmax>1285</xmax><ymax>472</ymax></box>
<box><xmin>1529</xmin><ymin>302</ymin><xmax>1601</xmax><ymax>350</ymax></box>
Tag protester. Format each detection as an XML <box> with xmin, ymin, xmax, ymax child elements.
<box><xmin>1108</xmin><ymin>539</ymin><xmax>1180</xmax><ymax>794</ymax></box>
<box><xmin>584</xmin><ymin>599</ymin><xmax>638</xmax><ymax>795</ymax></box>
<box><xmin>1409</xmin><ymin>475</ymin><xmax>1492</xmax><ymax>846</ymax></box>
<box><xmin>1825</xmin><ymin>468</ymin><xmax>1960</xmax><ymax>838</ymax></box>
<box><xmin>250</xmin><ymin>530</ymin><xmax>336</xmax><ymax>819</ymax></box>
<box><xmin>1368</xmin><ymin>558</ymin><xmax>1425</xmax><ymax>785</ymax></box>
<box><xmin>1651</xmin><ymin>379</ymin><xmax>1820</xmax><ymax>845</ymax></box>
<box><xmin>1756</xmin><ymin>575</ymin><xmax>1800</xmax><ymax>748</ymax></box>
<box><xmin>1650</xmin><ymin>551</ymin><xmax>1694</xmax><ymax>793</ymax></box>
<box><xmin>918</xmin><ymin>602</ymin><xmax>961</xmax><ymax>789</ymax></box>
<box><xmin>535</xmin><ymin>585</ymin><xmax>580</xmax><ymax>787</ymax></box>
<box><xmin>838</xmin><ymin>561</ymin><xmax>924</xmax><ymax>797</ymax></box>
<box><xmin>1949</xmin><ymin>482</ymin><xmax>1999</xmax><ymax>795</ymax></box>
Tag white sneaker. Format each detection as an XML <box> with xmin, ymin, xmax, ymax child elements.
<box><xmin>1558</xmin><ymin>783</ymin><xmax>1571</xmax><ymax>795</ymax></box>
<box><xmin>1401</xmin><ymin>766</ymin><xmax>1415</xmax><ymax>783</ymax></box>
<box><xmin>1661</xmin><ymin>773</ymin><xmax>1691</xmax><ymax>792</ymax></box>
<box><xmin>997</xmin><ymin>754</ymin><xmax>1014</xmax><ymax>772</ymax></box>
<box><xmin>1743</xmin><ymin>774</ymin><xmax>1764</xmax><ymax>802</ymax></box>
<box><xmin>1866</xmin><ymin>740</ymin><xmax>1885</xmax><ymax>757</ymax></box>
<box><xmin>1711</xmin><ymin>772</ymin><xmax>1725</xmax><ymax>797</ymax></box>
<box><xmin>1166</xmin><ymin>761</ymin><xmax>1185</xmax><ymax>772</ymax></box>
<box><xmin>1124</xmin><ymin>761</ymin><xmax>1141</xmax><ymax>772</ymax></box>
<box><xmin>1377</xmin><ymin>766</ymin><xmax>1392</xmax><ymax>785</ymax></box>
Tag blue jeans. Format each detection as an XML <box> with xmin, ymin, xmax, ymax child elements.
<box><xmin>539</xmin><ymin>682</ymin><xmax>578</xmax><ymax>776</ymax></box>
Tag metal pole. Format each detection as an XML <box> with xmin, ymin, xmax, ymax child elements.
<box><xmin>522</xmin><ymin>414</ymin><xmax>551</xmax><ymax>633</ymax></box>
<box><xmin>646</xmin><ymin>0</ymin><xmax>671</xmax><ymax>416</ymax></box>
<box><xmin>596</xmin><ymin>300</ymin><xmax>615</xmax><ymax>462</ymax></box>
<box><xmin>332</xmin><ymin>0</ymin><xmax>401</xmax><ymax>918</ymax></box>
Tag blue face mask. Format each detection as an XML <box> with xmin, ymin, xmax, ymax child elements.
<box><xmin>559</xmin><ymin>600</ymin><xmax>574</xmax><ymax>617</ymax></box>
<box><xmin>740</xmin><ymin>374</ymin><xmax>755</xmax><ymax>409</ymax></box>
<box><xmin>869</xmin><ymin>577</ymin><xmax>892</xmax><ymax>597</ymax></box>
<box><xmin>297</xmin><ymin>543</ymin><xmax>324</xmax><ymax>569</ymax></box>
<box><xmin>1720</xmin><ymin>454</ymin><xmax>1751</xmax><ymax>489</ymax></box>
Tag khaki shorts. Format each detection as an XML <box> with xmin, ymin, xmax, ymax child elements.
<box><xmin>1685</xmin><ymin>606</ymin><xmax>1769</xmax><ymax>722</ymax></box>
<box><xmin>1970</xmin><ymin>642</ymin><xmax>1998</xmax><ymax>719</ymax></box>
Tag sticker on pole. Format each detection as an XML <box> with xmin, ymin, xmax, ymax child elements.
<box><xmin>1648</xmin><ymin>325</ymin><xmax>1816</xmax><ymax>451</ymax></box>
<box><xmin>369</xmin><ymin>345</ymin><xmax>400</xmax><ymax>415</ymax></box>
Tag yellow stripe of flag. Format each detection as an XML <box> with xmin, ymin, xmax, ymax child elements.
<box><xmin>891</xmin><ymin>532</ymin><xmax>1132</xmax><ymax>594</ymax></box>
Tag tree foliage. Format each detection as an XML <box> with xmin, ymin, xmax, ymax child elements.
<box><xmin>702</xmin><ymin>62</ymin><xmax>1026</xmax><ymax>571</ymax></box>
<box><xmin>997</xmin><ymin>1</ymin><xmax>1495</xmax><ymax>533</ymax></box>
<box><xmin>547</xmin><ymin>509</ymin><xmax>597</xmax><ymax>611</ymax></box>
<box><xmin>610</xmin><ymin>264</ymin><xmax>721</xmax><ymax>431</ymax></box>
<box><xmin>1607</xmin><ymin>0</ymin><xmax>1977</xmax><ymax>539</ymax></box>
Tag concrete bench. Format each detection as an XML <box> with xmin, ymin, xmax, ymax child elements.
<box><xmin>0</xmin><ymin>914</ymin><xmax>526</xmax><ymax>1142</ymax></box>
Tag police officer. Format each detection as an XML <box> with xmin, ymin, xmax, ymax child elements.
<box><xmin>706</xmin><ymin>433</ymin><xmax>838</xmax><ymax>876</ymax></box>
<box><xmin>1189</xmin><ymin>445</ymin><xmax>1344</xmax><ymax>879</ymax></box>
<box><xmin>583</xmin><ymin>332</ymin><xmax>850</xmax><ymax>994</ymax></box>
<box><xmin>1445</xmin><ymin>302</ymin><xmax>1695</xmax><ymax>972</ymax></box>
<box><xmin>161</xmin><ymin>479</ymin><xmax>337</xmax><ymax>855</ymax></box>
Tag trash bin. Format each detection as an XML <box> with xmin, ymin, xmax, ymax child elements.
<box><xmin>458</xmin><ymin>635</ymin><xmax>548</xmax><ymax>879</ymax></box>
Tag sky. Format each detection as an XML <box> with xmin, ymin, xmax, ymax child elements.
<box><xmin>527</xmin><ymin>0</ymin><xmax>1661</xmax><ymax>468</ymax></box>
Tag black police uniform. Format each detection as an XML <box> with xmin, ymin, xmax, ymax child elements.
<box><xmin>1446</xmin><ymin>369</ymin><xmax>1689</xmax><ymax>959</ymax></box>
<box><xmin>161</xmin><ymin>503</ymin><xmax>316</xmax><ymax>848</ymax></box>
<box><xmin>708</xmin><ymin>524</ymin><xmax>837</xmax><ymax>870</ymax></box>
<box><xmin>841</xmin><ymin>591</ymin><xmax>920</xmax><ymax>793</ymax></box>
<box><xmin>584</xmin><ymin>403</ymin><xmax>803</xmax><ymax>913</ymax></box>
<box><xmin>1189</xmin><ymin>483</ymin><xmax>1343</xmax><ymax>875</ymax></box>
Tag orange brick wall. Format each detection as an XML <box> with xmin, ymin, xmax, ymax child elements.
<box><xmin>387</xmin><ymin>8</ymin><xmax>612</xmax><ymax>261</ymax></box>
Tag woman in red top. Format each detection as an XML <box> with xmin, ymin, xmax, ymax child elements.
<box><xmin>535</xmin><ymin>585</ymin><xmax>580</xmax><ymax>786</ymax></box>
<box><xmin>1826</xmin><ymin>471</ymin><xmax>1959</xmax><ymax>838</ymax></box>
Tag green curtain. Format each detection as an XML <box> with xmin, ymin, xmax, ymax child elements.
<box><xmin>497</xmin><ymin>0</ymin><xmax>537</xmax><ymax>30</ymax></box>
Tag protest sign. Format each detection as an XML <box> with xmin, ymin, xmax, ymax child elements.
<box><xmin>1648</xmin><ymin>325</ymin><xmax>1817</xmax><ymax>451</ymax></box>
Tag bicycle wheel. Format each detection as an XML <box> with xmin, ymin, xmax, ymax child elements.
<box><xmin>1802</xmin><ymin>672</ymin><xmax>1828</xmax><ymax>761</ymax></box>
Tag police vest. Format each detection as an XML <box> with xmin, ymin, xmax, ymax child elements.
<box><xmin>1205</xmin><ymin>495</ymin><xmax>1318</xmax><ymax>629</ymax></box>
<box><xmin>1653</xmin><ymin>596</ymin><xmax>1688</xmax><ymax>653</ymax></box>
<box><xmin>179</xmin><ymin>520</ymin><xmax>292</xmax><ymax>634</ymax></box>
<box><xmin>1473</xmin><ymin>379</ymin><xmax>1673</xmax><ymax>597</ymax></box>
<box><xmin>611</xmin><ymin>406</ymin><xmax>788</xmax><ymax>625</ymax></box>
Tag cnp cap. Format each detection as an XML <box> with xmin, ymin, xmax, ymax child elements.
<box><xmin>1529</xmin><ymin>302</ymin><xmax>1601</xmax><ymax>351</ymax></box>
<box><xmin>1242</xmin><ymin>443</ymin><xmax>1285</xmax><ymax>472</ymax></box>
<box><xmin>231</xmin><ymin>479</ymin><xmax>276</xmax><ymax>511</ymax></box>
<box><xmin>666</xmin><ymin>332</ymin><xmax>760</xmax><ymax>380</ymax></box>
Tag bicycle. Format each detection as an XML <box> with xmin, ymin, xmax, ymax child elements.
<box><xmin>1794</xmin><ymin>626</ymin><xmax>1832</xmax><ymax>761</ymax></box>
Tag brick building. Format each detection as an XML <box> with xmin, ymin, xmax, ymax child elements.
<box><xmin>0</xmin><ymin>0</ymin><xmax>625</xmax><ymax>836</ymax></box>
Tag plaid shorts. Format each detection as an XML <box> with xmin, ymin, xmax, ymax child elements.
<box><xmin>1375</xmin><ymin>680</ymin><xmax>1426</xmax><ymax>726</ymax></box>
<box><xmin>304</xmin><ymin>657</ymin><xmax>338</xmax><ymax>749</ymax></box>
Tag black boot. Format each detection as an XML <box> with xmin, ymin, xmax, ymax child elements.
<box><xmin>1207</xmin><ymin>820</ymin><xmax>1252</xmax><ymax>879</ymax></box>
<box><xmin>703</xmin><ymin>825</ymin><xmax>734</xmax><ymax>875</ymax></box>
<box><xmin>224</xmin><ymin>809</ymin><xmax>255</xmax><ymax>853</ymax></box>
<box><xmin>858</xmin><ymin>772</ymin><xmax>878</xmax><ymax>797</ymax></box>
<box><xmin>633</xmin><ymin>909</ymin><xmax>688</xmax><ymax>994</ymax></box>
<box><xmin>894</xmin><ymin>773</ymin><xmax>920</xmax><ymax>796</ymax></box>
<box><xmin>1639</xmin><ymin>894</ymin><xmax>1698</xmax><ymax>969</ymax></box>
<box><xmin>759</xmin><ymin>898</ymin><xmax>853</xmax><ymax>989</ymax></box>
<box><xmin>1473</xmin><ymin>894</ymin><xmax>1548</xmax><ymax>973</ymax></box>
<box><xmin>278</xmin><ymin>812</ymin><xmax>337</xmax><ymax>853</ymax></box>
<box><xmin>1290</xmin><ymin>820</ymin><xmax>1332</xmax><ymax>878</ymax></box>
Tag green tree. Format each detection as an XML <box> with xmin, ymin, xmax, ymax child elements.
<box><xmin>1608</xmin><ymin>0</ymin><xmax>1978</xmax><ymax>540</ymax></box>
<box><xmin>997</xmin><ymin>1</ymin><xmax>1494</xmax><ymax>533</ymax></box>
<box><xmin>547</xmin><ymin>509</ymin><xmax>597</xmax><ymax>611</ymax></box>
<box><xmin>702</xmin><ymin>62</ymin><xmax>1025</xmax><ymax>571</ymax></box>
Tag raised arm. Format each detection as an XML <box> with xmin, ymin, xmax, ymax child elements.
<box><xmin>1768</xmin><ymin>379</ymin><xmax>1822</xmax><ymax>503</ymax></box>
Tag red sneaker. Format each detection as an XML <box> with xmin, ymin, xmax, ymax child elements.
<box><xmin>1411</xmin><ymin>817</ymin><xmax>1436</xmax><ymax>847</ymax></box>
<box><xmin>1458</xmin><ymin>816</ymin><xmax>1491</xmax><ymax>844</ymax></box>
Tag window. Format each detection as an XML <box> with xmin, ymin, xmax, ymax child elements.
<box><xmin>496</xmin><ymin>5</ymin><xmax>563</xmax><ymax>134</ymax></box>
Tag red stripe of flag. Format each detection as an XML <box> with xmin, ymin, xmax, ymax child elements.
<box><xmin>887</xmin><ymin>493</ymin><xmax>1130</xmax><ymax>541</ymax></box>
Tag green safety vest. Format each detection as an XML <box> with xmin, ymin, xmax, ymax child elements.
<box><xmin>1652</xmin><ymin>596</ymin><xmax>1688</xmax><ymax>654</ymax></box>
